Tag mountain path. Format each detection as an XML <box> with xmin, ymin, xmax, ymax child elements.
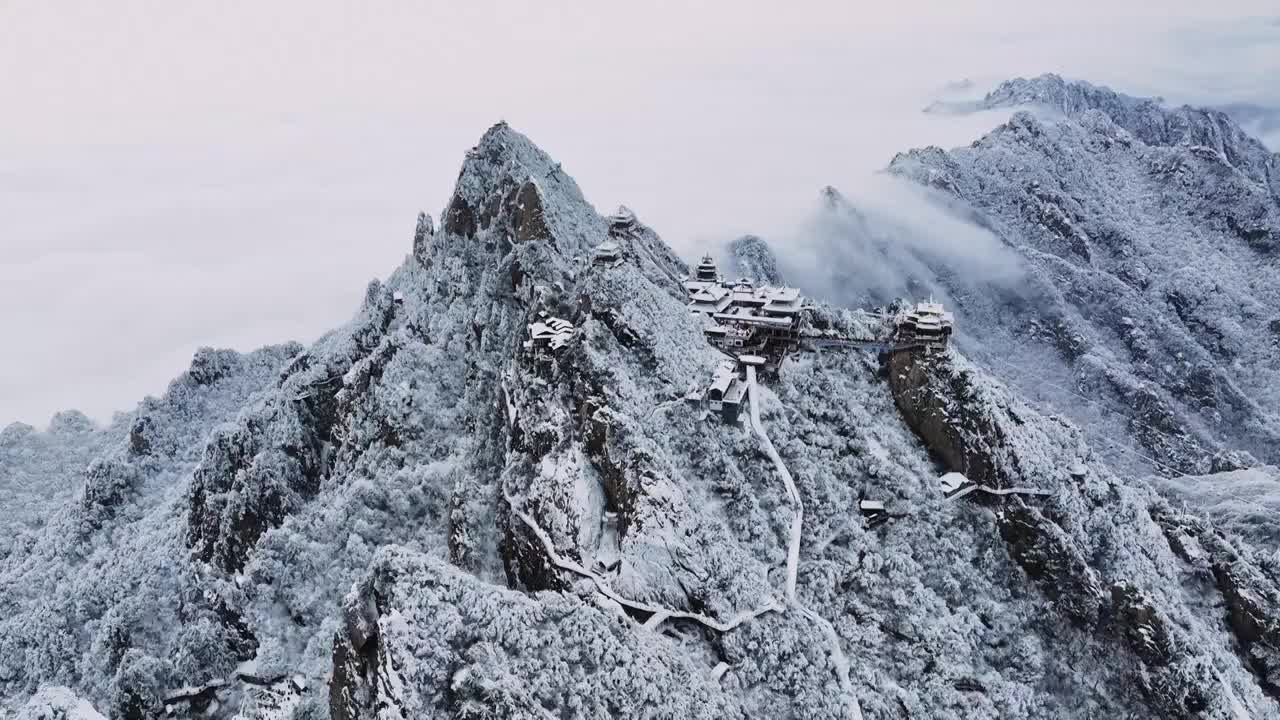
<box><xmin>502</xmin><ymin>366</ymin><xmax>864</xmax><ymax>718</ymax></box>
<box><xmin>746</xmin><ymin>365</ymin><xmax>802</xmax><ymax>601</ymax></box>
<box><xmin>503</xmin><ymin>488</ymin><xmax>781</xmax><ymax>633</ymax></box>
<box><xmin>746</xmin><ymin>365</ymin><xmax>865</xmax><ymax>720</ymax></box>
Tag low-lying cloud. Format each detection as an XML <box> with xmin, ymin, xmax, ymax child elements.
<box><xmin>766</xmin><ymin>175</ymin><xmax>1027</xmax><ymax>312</ymax></box>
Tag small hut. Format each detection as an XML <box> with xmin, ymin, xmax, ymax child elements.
<box><xmin>593</xmin><ymin>240</ymin><xmax>621</xmax><ymax>265</ymax></box>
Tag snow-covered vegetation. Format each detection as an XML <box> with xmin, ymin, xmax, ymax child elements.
<box><xmin>1149</xmin><ymin>466</ymin><xmax>1280</xmax><ymax>554</ymax></box>
<box><xmin>0</xmin><ymin>410</ymin><xmax>116</xmax><ymax>545</ymax></box>
<box><xmin>3</xmin><ymin>84</ymin><xmax>1279</xmax><ymax>719</ymax></box>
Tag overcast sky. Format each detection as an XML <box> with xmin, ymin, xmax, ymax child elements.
<box><xmin>2</xmin><ymin>1</ymin><xmax>1278</xmax><ymax>426</ymax></box>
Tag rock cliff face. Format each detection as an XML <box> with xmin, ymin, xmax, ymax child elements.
<box><xmin>2</xmin><ymin>116</ymin><xmax>1278</xmax><ymax>719</ymax></box>
<box><xmin>886</xmin><ymin>346</ymin><xmax>1276</xmax><ymax>714</ymax></box>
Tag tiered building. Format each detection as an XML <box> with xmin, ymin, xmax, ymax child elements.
<box><xmin>683</xmin><ymin>256</ymin><xmax>806</xmax><ymax>369</ymax></box>
<box><xmin>593</xmin><ymin>240</ymin><xmax>621</xmax><ymax>265</ymax></box>
<box><xmin>523</xmin><ymin>312</ymin><xmax>574</xmax><ymax>375</ymax></box>
<box><xmin>895</xmin><ymin>300</ymin><xmax>954</xmax><ymax>347</ymax></box>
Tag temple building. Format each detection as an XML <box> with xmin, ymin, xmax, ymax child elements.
<box><xmin>687</xmin><ymin>359</ymin><xmax>748</xmax><ymax>424</ymax></box>
<box><xmin>694</xmin><ymin>254</ymin><xmax>721</xmax><ymax>283</ymax></box>
<box><xmin>858</xmin><ymin>499</ymin><xmax>888</xmax><ymax>526</ymax></box>
<box><xmin>683</xmin><ymin>257</ymin><xmax>807</xmax><ymax>370</ymax></box>
<box><xmin>523</xmin><ymin>313</ymin><xmax>575</xmax><ymax>375</ymax></box>
<box><xmin>895</xmin><ymin>300</ymin><xmax>954</xmax><ymax>347</ymax></box>
<box><xmin>593</xmin><ymin>240</ymin><xmax>621</xmax><ymax>265</ymax></box>
<box><xmin>687</xmin><ymin>284</ymin><xmax>732</xmax><ymax>315</ymax></box>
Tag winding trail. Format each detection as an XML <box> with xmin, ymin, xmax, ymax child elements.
<box><xmin>746</xmin><ymin>365</ymin><xmax>802</xmax><ymax>602</ymax></box>
<box><xmin>502</xmin><ymin>370</ymin><xmax>864</xmax><ymax>718</ymax></box>
<box><xmin>504</xmin><ymin>489</ymin><xmax>782</xmax><ymax>633</ymax></box>
<box><xmin>746</xmin><ymin>365</ymin><xmax>866</xmax><ymax>720</ymax></box>
<box><xmin>946</xmin><ymin>483</ymin><xmax>1052</xmax><ymax>502</ymax></box>
<box><xmin>645</xmin><ymin>398</ymin><xmax>682</xmax><ymax>422</ymax></box>
<box><xmin>799</xmin><ymin>605</ymin><xmax>863</xmax><ymax>720</ymax></box>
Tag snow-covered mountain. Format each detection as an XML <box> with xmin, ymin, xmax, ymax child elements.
<box><xmin>747</xmin><ymin>73</ymin><xmax>1280</xmax><ymax>478</ymax></box>
<box><xmin>895</xmin><ymin>74</ymin><xmax>1280</xmax><ymax>473</ymax></box>
<box><xmin>4</xmin><ymin>104</ymin><xmax>1280</xmax><ymax>719</ymax></box>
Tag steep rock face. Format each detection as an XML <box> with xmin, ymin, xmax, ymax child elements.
<box><xmin>187</xmin><ymin>287</ymin><xmax>396</xmax><ymax>573</ymax></box>
<box><xmin>886</xmin><ymin>75</ymin><xmax>1280</xmax><ymax>473</ymax></box>
<box><xmin>887</xmin><ymin>349</ymin><xmax>1027</xmax><ymax>486</ymax></box>
<box><xmin>886</xmin><ymin>346</ymin><xmax>1264</xmax><ymax>716</ymax></box>
<box><xmin>1150</xmin><ymin>502</ymin><xmax>1280</xmax><ymax>700</ymax></box>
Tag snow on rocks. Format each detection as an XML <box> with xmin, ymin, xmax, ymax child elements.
<box><xmin>886</xmin><ymin>74</ymin><xmax>1280</xmax><ymax>475</ymax></box>
<box><xmin>14</xmin><ymin>687</ymin><xmax>107</xmax><ymax>720</ymax></box>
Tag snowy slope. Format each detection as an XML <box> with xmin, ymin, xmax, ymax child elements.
<box><xmin>1148</xmin><ymin>465</ymin><xmax>1280</xmax><ymax>553</ymax></box>
<box><xmin>879</xmin><ymin>74</ymin><xmax>1280</xmax><ymax>475</ymax></box>
<box><xmin>0</xmin><ymin>344</ymin><xmax>299</xmax><ymax>717</ymax></box>
<box><xmin>1</xmin><ymin>120</ymin><xmax>1278</xmax><ymax>719</ymax></box>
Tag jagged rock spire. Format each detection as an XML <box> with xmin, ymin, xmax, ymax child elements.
<box><xmin>442</xmin><ymin>122</ymin><xmax>605</xmax><ymax>255</ymax></box>
<box><xmin>421</xmin><ymin>123</ymin><xmax>609</xmax><ymax>300</ymax></box>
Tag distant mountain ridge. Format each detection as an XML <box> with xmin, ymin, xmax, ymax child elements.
<box><xmin>880</xmin><ymin>73</ymin><xmax>1280</xmax><ymax>475</ymax></box>
<box><xmin>982</xmin><ymin>74</ymin><xmax>1279</xmax><ymax>194</ymax></box>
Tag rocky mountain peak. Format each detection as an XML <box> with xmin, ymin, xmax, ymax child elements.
<box><xmin>983</xmin><ymin>73</ymin><xmax>1158</xmax><ymax>119</ymax></box>
<box><xmin>981</xmin><ymin>74</ymin><xmax>1278</xmax><ymax>194</ymax></box>
<box><xmin>886</xmin><ymin>73</ymin><xmax>1280</xmax><ymax>480</ymax></box>
<box><xmin>420</xmin><ymin>122</ymin><xmax>610</xmax><ymax>304</ymax></box>
<box><xmin>724</xmin><ymin>234</ymin><xmax>785</xmax><ymax>285</ymax></box>
<box><xmin>443</xmin><ymin>122</ymin><xmax>605</xmax><ymax>252</ymax></box>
